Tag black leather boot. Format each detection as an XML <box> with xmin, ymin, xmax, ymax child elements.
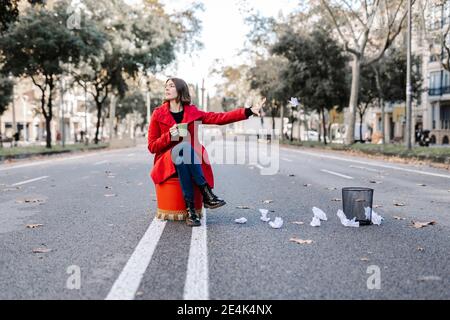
<box><xmin>198</xmin><ymin>183</ymin><xmax>226</xmax><ymax>209</ymax></box>
<box><xmin>185</xmin><ymin>198</ymin><xmax>201</xmax><ymax>227</ymax></box>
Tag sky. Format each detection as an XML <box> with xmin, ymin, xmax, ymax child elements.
<box><xmin>125</xmin><ymin>0</ymin><xmax>300</xmax><ymax>96</ymax></box>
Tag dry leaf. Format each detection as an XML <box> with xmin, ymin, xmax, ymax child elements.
<box><xmin>325</xmin><ymin>187</ymin><xmax>337</xmax><ymax>190</ymax></box>
<box><xmin>303</xmin><ymin>184</ymin><xmax>312</xmax><ymax>187</ymax></box>
<box><xmin>393</xmin><ymin>216</ymin><xmax>406</xmax><ymax>220</ymax></box>
<box><xmin>360</xmin><ymin>257</ymin><xmax>370</xmax><ymax>262</ymax></box>
<box><xmin>411</xmin><ymin>220</ymin><xmax>436</xmax><ymax>229</ymax></box>
<box><xmin>16</xmin><ymin>197</ymin><xmax>46</xmax><ymax>204</ymax></box>
<box><xmin>331</xmin><ymin>198</ymin><xmax>342</xmax><ymax>202</ymax></box>
<box><xmin>288</xmin><ymin>174</ymin><xmax>295</xmax><ymax>177</ymax></box>
<box><xmin>417</xmin><ymin>247</ymin><xmax>425</xmax><ymax>252</ymax></box>
<box><xmin>373</xmin><ymin>204</ymin><xmax>383</xmax><ymax>208</ymax></box>
<box><xmin>416</xmin><ymin>183</ymin><xmax>426</xmax><ymax>187</ymax></box>
<box><xmin>104</xmin><ymin>194</ymin><xmax>117</xmax><ymax>197</ymax></box>
<box><xmin>393</xmin><ymin>201</ymin><xmax>406</xmax><ymax>206</ymax></box>
<box><xmin>291</xmin><ymin>221</ymin><xmax>305</xmax><ymax>225</ymax></box>
<box><xmin>236</xmin><ymin>205</ymin><xmax>250</xmax><ymax>209</ymax></box>
<box><xmin>369</xmin><ymin>180</ymin><xmax>382</xmax><ymax>184</ymax></box>
<box><xmin>33</xmin><ymin>248</ymin><xmax>52</xmax><ymax>253</ymax></box>
<box><xmin>26</xmin><ymin>224</ymin><xmax>44</xmax><ymax>229</ymax></box>
<box><xmin>262</xmin><ymin>200</ymin><xmax>273</xmax><ymax>204</ymax></box>
<box><xmin>289</xmin><ymin>237</ymin><xmax>313</xmax><ymax>245</ymax></box>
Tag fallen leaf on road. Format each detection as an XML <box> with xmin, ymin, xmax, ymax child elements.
<box><xmin>369</xmin><ymin>180</ymin><xmax>382</xmax><ymax>184</ymax></box>
<box><xmin>417</xmin><ymin>247</ymin><xmax>425</xmax><ymax>252</ymax></box>
<box><xmin>262</xmin><ymin>200</ymin><xmax>274</xmax><ymax>204</ymax></box>
<box><xmin>373</xmin><ymin>204</ymin><xmax>383</xmax><ymax>208</ymax></box>
<box><xmin>416</xmin><ymin>183</ymin><xmax>427</xmax><ymax>187</ymax></box>
<box><xmin>325</xmin><ymin>187</ymin><xmax>337</xmax><ymax>190</ymax></box>
<box><xmin>393</xmin><ymin>201</ymin><xmax>406</xmax><ymax>206</ymax></box>
<box><xmin>360</xmin><ymin>257</ymin><xmax>370</xmax><ymax>262</ymax></box>
<box><xmin>33</xmin><ymin>248</ymin><xmax>52</xmax><ymax>254</ymax></box>
<box><xmin>411</xmin><ymin>220</ymin><xmax>436</xmax><ymax>229</ymax></box>
<box><xmin>104</xmin><ymin>194</ymin><xmax>117</xmax><ymax>197</ymax></box>
<box><xmin>236</xmin><ymin>205</ymin><xmax>250</xmax><ymax>209</ymax></box>
<box><xmin>331</xmin><ymin>198</ymin><xmax>342</xmax><ymax>202</ymax></box>
<box><xmin>16</xmin><ymin>197</ymin><xmax>46</xmax><ymax>204</ymax></box>
<box><xmin>291</xmin><ymin>221</ymin><xmax>305</xmax><ymax>225</ymax></box>
<box><xmin>393</xmin><ymin>216</ymin><xmax>406</xmax><ymax>220</ymax></box>
<box><xmin>289</xmin><ymin>238</ymin><xmax>313</xmax><ymax>245</ymax></box>
<box><xmin>26</xmin><ymin>224</ymin><xmax>44</xmax><ymax>229</ymax></box>
<box><xmin>303</xmin><ymin>184</ymin><xmax>312</xmax><ymax>187</ymax></box>
<box><xmin>417</xmin><ymin>276</ymin><xmax>442</xmax><ymax>282</ymax></box>
<box><xmin>288</xmin><ymin>174</ymin><xmax>295</xmax><ymax>177</ymax></box>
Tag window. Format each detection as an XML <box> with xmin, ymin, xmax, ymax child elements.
<box><xmin>432</xmin><ymin>104</ymin><xmax>436</xmax><ymax>129</ymax></box>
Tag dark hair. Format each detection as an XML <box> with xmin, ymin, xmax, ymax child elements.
<box><xmin>164</xmin><ymin>77</ymin><xmax>191</xmax><ymax>106</ymax></box>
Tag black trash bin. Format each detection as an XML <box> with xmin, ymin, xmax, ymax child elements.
<box><xmin>342</xmin><ymin>187</ymin><xmax>374</xmax><ymax>225</ymax></box>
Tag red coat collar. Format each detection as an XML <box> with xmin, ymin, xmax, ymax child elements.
<box><xmin>156</xmin><ymin>101</ymin><xmax>203</xmax><ymax>126</ymax></box>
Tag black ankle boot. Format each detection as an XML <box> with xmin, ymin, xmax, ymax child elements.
<box><xmin>198</xmin><ymin>183</ymin><xmax>226</xmax><ymax>209</ymax></box>
<box><xmin>185</xmin><ymin>198</ymin><xmax>201</xmax><ymax>227</ymax></box>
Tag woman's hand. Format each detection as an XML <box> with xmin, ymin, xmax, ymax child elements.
<box><xmin>169</xmin><ymin>124</ymin><xmax>179</xmax><ymax>139</ymax></box>
<box><xmin>250</xmin><ymin>97</ymin><xmax>266</xmax><ymax>116</ymax></box>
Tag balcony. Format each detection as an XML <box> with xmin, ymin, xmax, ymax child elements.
<box><xmin>429</xmin><ymin>86</ymin><xmax>450</xmax><ymax>96</ymax></box>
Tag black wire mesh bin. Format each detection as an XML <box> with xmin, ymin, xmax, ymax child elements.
<box><xmin>342</xmin><ymin>187</ymin><xmax>374</xmax><ymax>225</ymax></box>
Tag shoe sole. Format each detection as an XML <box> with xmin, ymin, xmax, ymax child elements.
<box><xmin>203</xmin><ymin>201</ymin><xmax>226</xmax><ymax>209</ymax></box>
<box><xmin>186</xmin><ymin>221</ymin><xmax>201</xmax><ymax>227</ymax></box>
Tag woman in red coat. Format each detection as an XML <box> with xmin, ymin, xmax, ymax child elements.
<box><xmin>148</xmin><ymin>78</ymin><xmax>265</xmax><ymax>226</ymax></box>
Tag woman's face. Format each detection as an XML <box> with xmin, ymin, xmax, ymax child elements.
<box><xmin>165</xmin><ymin>80</ymin><xmax>178</xmax><ymax>101</ymax></box>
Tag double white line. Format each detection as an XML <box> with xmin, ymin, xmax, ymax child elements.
<box><xmin>105</xmin><ymin>209</ymin><xmax>209</xmax><ymax>300</ymax></box>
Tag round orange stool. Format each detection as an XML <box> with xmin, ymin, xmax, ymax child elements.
<box><xmin>155</xmin><ymin>177</ymin><xmax>203</xmax><ymax>221</ymax></box>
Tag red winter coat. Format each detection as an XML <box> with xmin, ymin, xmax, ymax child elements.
<box><xmin>147</xmin><ymin>101</ymin><xmax>249</xmax><ymax>188</ymax></box>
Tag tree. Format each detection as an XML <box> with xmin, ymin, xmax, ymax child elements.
<box><xmin>271</xmin><ymin>27</ymin><xmax>349</xmax><ymax>145</ymax></box>
<box><xmin>319</xmin><ymin>0</ymin><xmax>411</xmax><ymax>145</ymax></box>
<box><xmin>0</xmin><ymin>2</ymin><xmax>104</xmax><ymax>148</ymax></box>
<box><xmin>117</xmin><ymin>90</ymin><xmax>145</xmax><ymax>137</ymax></box>
<box><xmin>73</xmin><ymin>0</ymin><xmax>202</xmax><ymax>143</ymax></box>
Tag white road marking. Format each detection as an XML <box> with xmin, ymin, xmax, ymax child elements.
<box><xmin>11</xmin><ymin>176</ymin><xmax>49</xmax><ymax>186</ymax></box>
<box><xmin>94</xmin><ymin>160</ymin><xmax>108</xmax><ymax>165</ymax></box>
<box><xmin>281</xmin><ymin>157</ymin><xmax>293</xmax><ymax>162</ymax></box>
<box><xmin>105</xmin><ymin>217</ymin><xmax>167</xmax><ymax>300</ymax></box>
<box><xmin>0</xmin><ymin>148</ymin><xmax>129</xmax><ymax>172</ymax></box>
<box><xmin>349</xmin><ymin>165</ymin><xmax>382</xmax><ymax>173</ymax></box>
<box><xmin>285</xmin><ymin>148</ymin><xmax>450</xmax><ymax>180</ymax></box>
<box><xmin>320</xmin><ymin>169</ymin><xmax>354</xmax><ymax>180</ymax></box>
<box><xmin>127</xmin><ymin>153</ymin><xmax>135</xmax><ymax>157</ymax></box>
<box><xmin>183</xmin><ymin>208</ymin><xmax>209</xmax><ymax>300</ymax></box>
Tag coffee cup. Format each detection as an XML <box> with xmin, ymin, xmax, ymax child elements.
<box><xmin>178</xmin><ymin>123</ymin><xmax>188</xmax><ymax>137</ymax></box>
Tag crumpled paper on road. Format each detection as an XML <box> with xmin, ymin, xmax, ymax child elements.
<box><xmin>269</xmin><ymin>217</ymin><xmax>283</xmax><ymax>229</ymax></box>
<box><xmin>235</xmin><ymin>217</ymin><xmax>247</xmax><ymax>224</ymax></box>
<box><xmin>364</xmin><ymin>207</ymin><xmax>384</xmax><ymax>225</ymax></box>
<box><xmin>337</xmin><ymin>209</ymin><xmax>359</xmax><ymax>227</ymax></box>
<box><xmin>310</xmin><ymin>207</ymin><xmax>327</xmax><ymax>227</ymax></box>
<box><xmin>259</xmin><ymin>208</ymin><xmax>270</xmax><ymax>222</ymax></box>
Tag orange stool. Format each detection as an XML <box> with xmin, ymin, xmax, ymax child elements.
<box><xmin>155</xmin><ymin>177</ymin><xmax>203</xmax><ymax>221</ymax></box>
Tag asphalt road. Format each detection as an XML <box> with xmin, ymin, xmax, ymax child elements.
<box><xmin>0</xmin><ymin>139</ymin><xmax>449</xmax><ymax>300</ymax></box>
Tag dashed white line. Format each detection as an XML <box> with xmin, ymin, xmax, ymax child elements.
<box><xmin>11</xmin><ymin>176</ymin><xmax>49</xmax><ymax>186</ymax></box>
<box><xmin>320</xmin><ymin>169</ymin><xmax>354</xmax><ymax>180</ymax></box>
<box><xmin>105</xmin><ymin>217</ymin><xmax>167</xmax><ymax>300</ymax></box>
<box><xmin>285</xmin><ymin>148</ymin><xmax>450</xmax><ymax>179</ymax></box>
<box><xmin>94</xmin><ymin>160</ymin><xmax>108</xmax><ymax>165</ymax></box>
<box><xmin>183</xmin><ymin>208</ymin><xmax>209</xmax><ymax>300</ymax></box>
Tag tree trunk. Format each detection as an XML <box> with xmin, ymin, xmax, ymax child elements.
<box><xmin>322</xmin><ymin>107</ymin><xmax>328</xmax><ymax>145</ymax></box>
<box><xmin>345</xmin><ymin>56</ymin><xmax>361</xmax><ymax>145</ymax></box>
<box><xmin>280</xmin><ymin>103</ymin><xmax>284</xmax><ymax>142</ymax></box>
<box><xmin>373</xmin><ymin>67</ymin><xmax>385</xmax><ymax>145</ymax></box>
<box><xmin>94</xmin><ymin>100</ymin><xmax>102</xmax><ymax>144</ymax></box>
<box><xmin>45</xmin><ymin>77</ymin><xmax>54</xmax><ymax>149</ymax></box>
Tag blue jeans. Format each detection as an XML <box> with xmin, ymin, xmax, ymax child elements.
<box><xmin>171</xmin><ymin>142</ymin><xmax>207</xmax><ymax>202</ymax></box>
